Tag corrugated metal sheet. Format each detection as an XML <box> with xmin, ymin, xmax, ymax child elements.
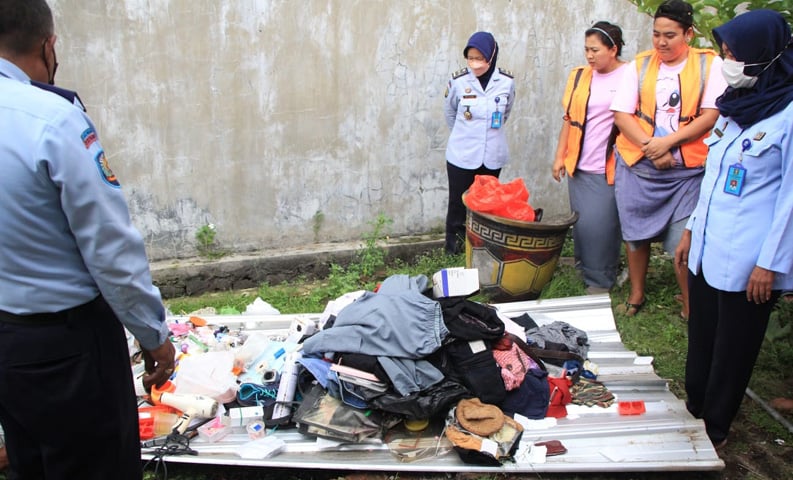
<box><xmin>143</xmin><ymin>294</ymin><xmax>725</xmax><ymax>473</ymax></box>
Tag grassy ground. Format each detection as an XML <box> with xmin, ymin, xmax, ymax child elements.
<box><xmin>2</xmin><ymin>237</ymin><xmax>792</xmax><ymax>480</ymax></box>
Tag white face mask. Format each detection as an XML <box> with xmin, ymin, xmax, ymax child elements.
<box><xmin>467</xmin><ymin>58</ymin><xmax>489</xmax><ymax>76</ymax></box>
<box><xmin>721</xmin><ymin>50</ymin><xmax>784</xmax><ymax>89</ymax></box>
<box><xmin>722</xmin><ymin>59</ymin><xmax>759</xmax><ymax>88</ymax></box>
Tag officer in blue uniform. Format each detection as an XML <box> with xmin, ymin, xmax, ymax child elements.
<box><xmin>444</xmin><ymin>31</ymin><xmax>515</xmax><ymax>254</ymax></box>
<box><xmin>0</xmin><ymin>1</ymin><xmax>175</xmax><ymax>478</ymax></box>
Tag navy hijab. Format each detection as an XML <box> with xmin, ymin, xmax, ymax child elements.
<box><xmin>713</xmin><ymin>9</ymin><xmax>793</xmax><ymax>127</ymax></box>
<box><xmin>464</xmin><ymin>31</ymin><xmax>499</xmax><ymax>89</ymax></box>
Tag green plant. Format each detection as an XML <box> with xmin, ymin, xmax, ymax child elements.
<box><xmin>195</xmin><ymin>223</ymin><xmax>217</xmax><ymax>256</ymax></box>
<box><xmin>353</xmin><ymin>213</ymin><xmax>393</xmax><ymax>280</ymax></box>
<box><xmin>312</xmin><ymin>210</ymin><xmax>324</xmax><ymax>243</ymax></box>
<box><xmin>628</xmin><ymin>0</ymin><xmax>793</xmax><ymax>47</ymax></box>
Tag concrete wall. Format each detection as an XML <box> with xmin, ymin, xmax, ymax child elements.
<box><xmin>50</xmin><ymin>0</ymin><xmax>653</xmax><ymax>261</ymax></box>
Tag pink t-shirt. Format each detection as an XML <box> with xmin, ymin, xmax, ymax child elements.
<box><xmin>577</xmin><ymin>63</ymin><xmax>629</xmax><ymax>173</ymax></box>
<box><xmin>610</xmin><ymin>55</ymin><xmax>727</xmax><ymax>165</ymax></box>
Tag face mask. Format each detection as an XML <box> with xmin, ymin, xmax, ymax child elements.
<box><xmin>467</xmin><ymin>58</ymin><xmax>489</xmax><ymax>76</ymax></box>
<box><xmin>722</xmin><ymin>59</ymin><xmax>759</xmax><ymax>88</ymax></box>
<box><xmin>721</xmin><ymin>49</ymin><xmax>783</xmax><ymax>89</ymax></box>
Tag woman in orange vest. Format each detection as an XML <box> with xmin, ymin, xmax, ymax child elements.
<box><xmin>552</xmin><ymin>21</ymin><xmax>627</xmax><ymax>294</ymax></box>
<box><xmin>610</xmin><ymin>0</ymin><xmax>727</xmax><ymax>319</ymax></box>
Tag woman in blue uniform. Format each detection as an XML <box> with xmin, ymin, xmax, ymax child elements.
<box><xmin>443</xmin><ymin>31</ymin><xmax>515</xmax><ymax>255</ymax></box>
<box><xmin>675</xmin><ymin>9</ymin><xmax>793</xmax><ymax>449</ymax></box>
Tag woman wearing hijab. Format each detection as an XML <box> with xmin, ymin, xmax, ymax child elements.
<box><xmin>552</xmin><ymin>21</ymin><xmax>627</xmax><ymax>294</ymax></box>
<box><xmin>443</xmin><ymin>31</ymin><xmax>515</xmax><ymax>255</ymax></box>
<box><xmin>674</xmin><ymin>9</ymin><xmax>793</xmax><ymax>449</ymax></box>
<box><xmin>610</xmin><ymin>0</ymin><xmax>727</xmax><ymax>319</ymax></box>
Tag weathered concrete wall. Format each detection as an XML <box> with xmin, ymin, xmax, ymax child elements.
<box><xmin>49</xmin><ymin>0</ymin><xmax>652</xmax><ymax>260</ymax></box>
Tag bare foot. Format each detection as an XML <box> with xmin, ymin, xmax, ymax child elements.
<box><xmin>770</xmin><ymin>397</ymin><xmax>793</xmax><ymax>411</ymax></box>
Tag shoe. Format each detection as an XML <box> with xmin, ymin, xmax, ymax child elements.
<box><xmin>616</xmin><ymin>299</ymin><xmax>645</xmax><ymax>316</ymax></box>
<box><xmin>712</xmin><ymin>437</ymin><xmax>728</xmax><ymax>450</ymax></box>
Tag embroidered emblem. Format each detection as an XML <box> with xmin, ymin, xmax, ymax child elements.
<box><xmin>498</xmin><ymin>67</ymin><xmax>513</xmax><ymax>78</ymax></box>
<box><xmin>81</xmin><ymin>128</ymin><xmax>97</xmax><ymax>149</ymax></box>
<box><xmin>95</xmin><ymin>151</ymin><xmax>120</xmax><ymax>188</ymax></box>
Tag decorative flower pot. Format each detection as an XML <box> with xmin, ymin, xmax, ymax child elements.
<box><xmin>463</xmin><ymin>195</ymin><xmax>578</xmax><ymax>302</ymax></box>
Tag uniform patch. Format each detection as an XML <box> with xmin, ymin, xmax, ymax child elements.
<box><xmin>498</xmin><ymin>68</ymin><xmax>513</xmax><ymax>78</ymax></box>
<box><xmin>81</xmin><ymin>128</ymin><xmax>97</xmax><ymax>149</ymax></box>
<box><xmin>95</xmin><ymin>150</ymin><xmax>120</xmax><ymax>188</ymax></box>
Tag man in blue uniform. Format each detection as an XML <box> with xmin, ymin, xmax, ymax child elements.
<box><xmin>0</xmin><ymin>1</ymin><xmax>176</xmax><ymax>478</ymax></box>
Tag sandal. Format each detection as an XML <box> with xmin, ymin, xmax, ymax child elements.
<box><xmin>616</xmin><ymin>299</ymin><xmax>645</xmax><ymax>317</ymax></box>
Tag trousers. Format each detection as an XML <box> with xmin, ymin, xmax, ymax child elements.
<box><xmin>445</xmin><ymin>162</ymin><xmax>500</xmax><ymax>254</ymax></box>
<box><xmin>0</xmin><ymin>296</ymin><xmax>142</xmax><ymax>480</ymax></box>
<box><xmin>685</xmin><ymin>272</ymin><xmax>778</xmax><ymax>443</ymax></box>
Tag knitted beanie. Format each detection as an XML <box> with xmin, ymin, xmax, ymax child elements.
<box><xmin>455</xmin><ymin>397</ymin><xmax>504</xmax><ymax>436</ymax></box>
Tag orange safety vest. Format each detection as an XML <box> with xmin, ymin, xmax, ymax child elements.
<box><xmin>614</xmin><ymin>47</ymin><xmax>717</xmax><ymax>168</ymax></box>
<box><xmin>561</xmin><ymin>66</ymin><xmax>618</xmax><ymax>184</ymax></box>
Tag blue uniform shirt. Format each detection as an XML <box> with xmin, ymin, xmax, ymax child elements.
<box><xmin>687</xmin><ymin>101</ymin><xmax>793</xmax><ymax>292</ymax></box>
<box><xmin>0</xmin><ymin>58</ymin><xmax>169</xmax><ymax>350</ymax></box>
<box><xmin>444</xmin><ymin>67</ymin><xmax>515</xmax><ymax>170</ymax></box>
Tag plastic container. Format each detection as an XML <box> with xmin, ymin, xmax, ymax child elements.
<box><xmin>198</xmin><ymin>417</ymin><xmax>232</xmax><ymax>443</ymax></box>
<box><xmin>247</xmin><ymin>420</ymin><xmax>266</xmax><ymax>439</ymax></box>
<box><xmin>154</xmin><ymin>413</ymin><xmax>180</xmax><ymax>435</ymax></box>
<box><xmin>139</xmin><ymin>404</ymin><xmax>182</xmax><ymax>438</ymax></box>
<box><xmin>618</xmin><ymin>401</ymin><xmax>646</xmax><ymax>415</ymax></box>
<box><xmin>463</xmin><ymin>192</ymin><xmax>578</xmax><ymax>301</ymax></box>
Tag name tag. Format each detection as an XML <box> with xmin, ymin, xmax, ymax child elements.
<box><xmin>460</xmin><ymin>95</ymin><xmax>478</xmax><ymax>107</ymax></box>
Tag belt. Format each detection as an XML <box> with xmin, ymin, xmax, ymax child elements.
<box><xmin>0</xmin><ymin>296</ymin><xmax>101</xmax><ymax>326</ymax></box>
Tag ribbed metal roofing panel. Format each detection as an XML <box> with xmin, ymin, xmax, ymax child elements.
<box><xmin>144</xmin><ymin>294</ymin><xmax>725</xmax><ymax>472</ymax></box>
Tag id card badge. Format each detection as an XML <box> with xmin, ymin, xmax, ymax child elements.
<box><xmin>491</xmin><ymin>111</ymin><xmax>502</xmax><ymax>129</ymax></box>
<box><xmin>724</xmin><ymin>163</ymin><xmax>746</xmax><ymax>196</ymax></box>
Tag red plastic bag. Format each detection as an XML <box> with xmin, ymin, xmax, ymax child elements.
<box><xmin>464</xmin><ymin>175</ymin><xmax>536</xmax><ymax>222</ymax></box>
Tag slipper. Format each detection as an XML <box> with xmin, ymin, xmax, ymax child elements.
<box><xmin>674</xmin><ymin>294</ymin><xmax>683</xmax><ymax>304</ymax></box>
<box><xmin>770</xmin><ymin>397</ymin><xmax>793</xmax><ymax>411</ymax></box>
<box><xmin>616</xmin><ymin>299</ymin><xmax>645</xmax><ymax>317</ymax></box>
<box><xmin>680</xmin><ymin>311</ymin><xmax>688</xmax><ymax>321</ymax></box>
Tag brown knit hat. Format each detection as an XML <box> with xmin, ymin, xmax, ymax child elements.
<box><xmin>455</xmin><ymin>398</ymin><xmax>505</xmax><ymax>436</ymax></box>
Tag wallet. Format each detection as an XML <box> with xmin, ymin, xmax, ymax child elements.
<box><xmin>535</xmin><ymin>440</ymin><xmax>567</xmax><ymax>456</ymax></box>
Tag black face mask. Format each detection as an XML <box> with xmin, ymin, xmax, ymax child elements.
<box><xmin>40</xmin><ymin>39</ymin><xmax>58</xmax><ymax>85</ymax></box>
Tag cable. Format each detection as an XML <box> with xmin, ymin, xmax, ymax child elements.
<box><xmin>142</xmin><ymin>431</ymin><xmax>197</xmax><ymax>480</ymax></box>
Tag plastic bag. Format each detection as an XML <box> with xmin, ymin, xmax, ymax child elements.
<box><xmin>464</xmin><ymin>175</ymin><xmax>536</xmax><ymax>222</ymax></box>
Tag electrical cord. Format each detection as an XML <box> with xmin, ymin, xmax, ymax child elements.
<box><xmin>142</xmin><ymin>431</ymin><xmax>197</xmax><ymax>480</ymax></box>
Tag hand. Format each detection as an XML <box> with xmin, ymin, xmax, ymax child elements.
<box><xmin>552</xmin><ymin>157</ymin><xmax>566</xmax><ymax>182</ymax></box>
<box><xmin>674</xmin><ymin>229</ymin><xmax>692</xmax><ymax>275</ymax></box>
<box><xmin>141</xmin><ymin>340</ymin><xmax>176</xmax><ymax>393</ymax></box>
<box><xmin>641</xmin><ymin>136</ymin><xmax>672</xmax><ymax>161</ymax></box>
<box><xmin>746</xmin><ymin>266</ymin><xmax>775</xmax><ymax>304</ymax></box>
<box><xmin>650</xmin><ymin>151</ymin><xmax>674</xmax><ymax>170</ymax></box>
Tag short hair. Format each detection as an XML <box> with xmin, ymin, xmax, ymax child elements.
<box><xmin>0</xmin><ymin>0</ymin><xmax>54</xmax><ymax>56</ymax></box>
<box><xmin>654</xmin><ymin>0</ymin><xmax>694</xmax><ymax>30</ymax></box>
<box><xmin>586</xmin><ymin>21</ymin><xmax>625</xmax><ymax>57</ymax></box>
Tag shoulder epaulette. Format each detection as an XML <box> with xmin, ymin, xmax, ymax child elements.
<box><xmin>498</xmin><ymin>67</ymin><xmax>513</xmax><ymax>78</ymax></box>
<box><xmin>30</xmin><ymin>80</ymin><xmax>86</xmax><ymax>112</ymax></box>
<box><xmin>452</xmin><ymin>67</ymin><xmax>469</xmax><ymax>79</ymax></box>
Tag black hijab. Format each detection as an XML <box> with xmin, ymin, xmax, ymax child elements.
<box><xmin>713</xmin><ymin>9</ymin><xmax>793</xmax><ymax>127</ymax></box>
